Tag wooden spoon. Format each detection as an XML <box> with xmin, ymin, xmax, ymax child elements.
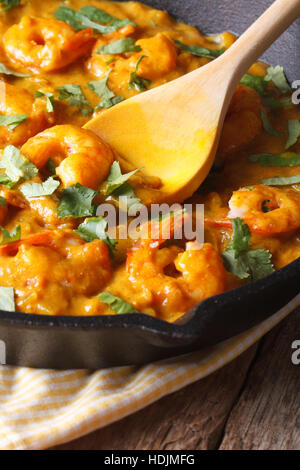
<box><xmin>85</xmin><ymin>0</ymin><xmax>300</xmax><ymax>204</ymax></box>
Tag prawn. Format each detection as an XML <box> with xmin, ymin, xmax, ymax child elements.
<box><xmin>129</xmin><ymin>33</ymin><xmax>177</xmax><ymax>81</ymax></box>
<box><xmin>126</xmin><ymin>216</ymin><xmax>226</xmax><ymax>319</ymax></box>
<box><xmin>21</xmin><ymin>125</ymin><xmax>114</xmax><ymax>190</ymax></box>
<box><xmin>87</xmin><ymin>32</ymin><xmax>177</xmax><ymax>82</ymax></box>
<box><xmin>227</xmin><ymin>185</ymin><xmax>300</xmax><ymax>234</ymax></box>
<box><xmin>0</xmin><ymin>233</ymin><xmax>112</xmax><ymax>306</ymax></box>
<box><xmin>3</xmin><ymin>16</ymin><xmax>94</xmax><ymax>72</ymax></box>
<box><xmin>0</xmin><ymin>82</ymin><xmax>53</xmax><ymax>148</ymax></box>
<box><xmin>218</xmin><ymin>84</ymin><xmax>262</xmax><ymax>157</ymax></box>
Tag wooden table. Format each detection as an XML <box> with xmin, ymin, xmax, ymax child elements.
<box><xmin>54</xmin><ymin>308</ymin><xmax>300</xmax><ymax>450</ymax></box>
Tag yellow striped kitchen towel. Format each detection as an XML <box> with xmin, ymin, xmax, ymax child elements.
<box><xmin>0</xmin><ymin>293</ymin><xmax>299</xmax><ymax>450</ymax></box>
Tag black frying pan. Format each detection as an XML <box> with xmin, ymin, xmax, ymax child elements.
<box><xmin>0</xmin><ymin>0</ymin><xmax>299</xmax><ymax>369</ymax></box>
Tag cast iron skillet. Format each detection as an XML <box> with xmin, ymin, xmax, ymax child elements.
<box><xmin>0</xmin><ymin>0</ymin><xmax>299</xmax><ymax>369</ymax></box>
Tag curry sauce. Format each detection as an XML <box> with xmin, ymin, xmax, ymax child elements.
<box><xmin>0</xmin><ymin>0</ymin><xmax>299</xmax><ymax>322</ymax></box>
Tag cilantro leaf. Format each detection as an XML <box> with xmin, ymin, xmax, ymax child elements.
<box><xmin>54</xmin><ymin>4</ymin><xmax>94</xmax><ymax>31</ymax></box>
<box><xmin>262</xmin><ymin>199</ymin><xmax>271</xmax><ymax>213</ymax></box>
<box><xmin>79</xmin><ymin>5</ymin><xmax>117</xmax><ymax>24</ymax></box>
<box><xmin>57</xmin><ymin>84</ymin><xmax>93</xmax><ymax>115</ymax></box>
<box><xmin>285</xmin><ymin>119</ymin><xmax>300</xmax><ymax>150</ymax></box>
<box><xmin>0</xmin><ymin>173</ymin><xmax>13</xmax><ymax>187</ymax></box>
<box><xmin>47</xmin><ymin>158</ymin><xmax>57</xmax><ymax>175</ymax></box>
<box><xmin>260</xmin><ymin>110</ymin><xmax>281</xmax><ymax>136</ymax></box>
<box><xmin>264</xmin><ymin>66</ymin><xmax>291</xmax><ymax>94</ymax></box>
<box><xmin>245</xmin><ymin>249</ymin><xmax>275</xmax><ymax>280</ymax></box>
<box><xmin>0</xmin><ymin>224</ymin><xmax>21</xmax><ymax>245</ymax></box>
<box><xmin>230</xmin><ymin>217</ymin><xmax>251</xmax><ymax>253</ymax></box>
<box><xmin>104</xmin><ymin>162</ymin><xmax>142</xmax><ymax>212</ymax></box>
<box><xmin>75</xmin><ymin>216</ymin><xmax>117</xmax><ymax>256</ymax></box>
<box><xmin>0</xmin><ymin>0</ymin><xmax>20</xmax><ymax>12</ymax></box>
<box><xmin>57</xmin><ymin>183</ymin><xmax>97</xmax><ymax>219</ymax></box>
<box><xmin>88</xmin><ymin>73</ymin><xmax>124</xmax><ymax>109</ymax></box>
<box><xmin>261</xmin><ymin>175</ymin><xmax>300</xmax><ymax>186</ymax></box>
<box><xmin>112</xmin><ymin>182</ymin><xmax>143</xmax><ymax>213</ymax></box>
<box><xmin>240</xmin><ymin>74</ymin><xmax>267</xmax><ymax>95</ymax></box>
<box><xmin>20</xmin><ymin>177</ymin><xmax>60</xmax><ymax>199</ymax></box>
<box><xmin>173</xmin><ymin>39</ymin><xmax>225</xmax><ymax>59</ymax></box>
<box><xmin>54</xmin><ymin>4</ymin><xmax>134</xmax><ymax>34</ymax></box>
<box><xmin>0</xmin><ymin>114</ymin><xmax>27</xmax><ymax>130</ymax></box>
<box><xmin>129</xmin><ymin>56</ymin><xmax>151</xmax><ymax>92</ymax></box>
<box><xmin>0</xmin><ymin>145</ymin><xmax>38</xmax><ymax>184</ymax></box>
<box><xmin>35</xmin><ymin>91</ymin><xmax>55</xmax><ymax>113</ymax></box>
<box><xmin>79</xmin><ymin>5</ymin><xmax>135</xmax><ymax>31</ymax></box>
<box><xmin>0</xmin><ymin>286</ymin><xmax>15</xmax><ymax>312</ymax></box>
<box><xmin>249</xmin><ymin>153</ymin><xmax>300</xmax><ymax>167</ymax></box>
<box><xmin>281</xmin><ymin>97</ymin><xmax>293</xmax><ymax>107</ymax></box>
<box><xmin>222</xmin><ymin>218</ymin><xmax>274</xmax><ymax>281</ymax></box>
<box><xmin>98</xmin><ymin>292</ymin><xmax>139</xmax><ymax>314</ymax></box>
<box><xmin>222</xmin><ymin>248</ymin><xmax>250</xmax><ymax>279</ymax></box>
<box><xmin>261</xmin><ymin>95</ymin><xmax>282</xmax><ymax>110</ymax></box>
<box><xmin>105</xmin><ymin>161</ymin><xmax>139</xmax><ymax>195</ymax></box>
<box><xmin>97</xmin><ymin>38</ymin><xmax>141</xmax><ymax>54</ymax></box>
<box><xmin>0</xmin><ymin>62</ymin><xmax>30</xmax><ymax>77</ymax></box>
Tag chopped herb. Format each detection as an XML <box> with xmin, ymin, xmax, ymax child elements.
<box><xmin>229</xmin><ymin>217</ymin><xmax>251</xmax><ymax>255</ymax></box>
<box><xmin>285</xmin><ymin>119</ymin><xmax>300</xmax><ymax>150</ymax></box>
<box><xmin>75</xmin><ymin>216</ymin><xmax>117</xmax><ymax>256</ymax></box>
<box><xmin>249</xmin><ymin>153</ymin><xmax>300</xmax><ymax>167</ymax></box>
<box><xmin>240</xmin><ymin>74</ymin><xmax>267</xmax><ymax>95</ymax></box>
<box><xmin>54</xmin><ymin>4</ymin><xmax>134</xmax><ymax>34</ymax></box>
<box><xmin>20</xmin><ymin>177</ymin><xmax>60</xmax><ymax>199</ymax></box>
<box><xmin>98</xmin><ymin>292</ymin><xmax>139</xmax><ymax>314</ymax></box>
<box><xmin>281</xmin><ymin>97</ymin><xmax>293</xmax><ymax>107</ymax></box>
<box><xmin>128</xmin><ymin>56</ymin><xmax>151</xmax><ymax>91</ymax></box>
<box><xmin>0</xmin><ymin>173</ymin><xmax>13</xmax><ymax>187</ymax></box>
<box><xmin>113</xmin><ymin>183</ymin><xmax>143</xmax><ymax>212</ymax></box>
<box><xmin>57</xmin><ymin>84</ymin><xmax>93</xmax><ymax>115</ymax></box>
<box><xmin>47</xmin><ymin>158</ymin><xmax>57</xmax><ymax>175</ymax></box>
<box><xmin>0</xmin><ymin>0</ymin><xmax>20</xmax><ymax>12</ymax></box>
<box><xmin>105</xmin><ymin>161</ymin><xmax>139</xmax><ymax>195</ymax></box>
<box><xmin>0</xmin><ymin>286</ymin><xmax>15</xmax><ymax>312</ymax></box>
<box><xmin>0</xmin><ymin>145</ymin><xmax>38</xmax><ymax>184</ymax></box>
<box><xmin>264</xmin><ymin>65</ymin><xmax>291</xmax><ymax>94</ymax></box>
<box><xmin>97</xmin><ymin>38</ymin><xmax>141</xmax><ymax>54</ymax></box>
<box><xmin>88</xmin><ymin>72</ymin><xmax>124</xmax><ymax>109</ymax></box>
<box><xmin>80</xmin><ymin>5</ymin><xmax>135</xmax><ymax>30</ymax></box>
<box><xmin>222</xmin><ymin>218</ymin><xmax>274</xmax><ymax>281</ymax></box>
<box><xmin>262</xmin><ymin>200</ymin><xmax>271</xmax><ymax>213</ymax></box>
<box><xmin>0</xmin><ymin>62</ymin><xmax>30</xmax><ymax>78</ymax></box>
<box><xmin>57</xmin><ymin>183</ymin><xmax>97</xmax><ymax>219</ymax></box>
<box><xmin>0</xmin><ymin>114</ymin><xmax>27</xmax><ymax>130</ymax></box>
<box><xmin>260</xmin><ymin>110</ymin><xmax>281</xmax><ymax>136</ymax></box>
<box><xmin>80</xmin><ymin>108</ymin><xmax>94</xmax><ymax>116</ymax></box>
<box><xmin>173</xmin><ymin>39</ymin><xmax>225</xmax><ymax>59</ymax></box>
<box><xmin>35</xmin><ymin>91</ymin><xmax>55</xmax><ymax>113</ymax></box>
<box><xmin>262</xmin><ymin>175</ymin><xmax>300</xmax><ymax>186</ymax></box>
<box><xmin>0</xmin><ymin>224</ymin><xmax>21</xmax><ymax>245</ymax></box>
<box><xmin>261</xmin><ymin>95</ymin><xmax>282</xmax><ymax>110</ymax></box>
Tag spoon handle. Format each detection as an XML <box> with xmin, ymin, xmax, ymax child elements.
<box><xmin>220</xmin><ymin>0</ymin><xmax>300</xmax><ymax>83</ymax></box>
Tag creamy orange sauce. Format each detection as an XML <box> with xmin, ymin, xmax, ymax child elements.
<box><xmin>0</xmin><ymin>1</ymin><xmax>299</xmax><ymax>321</ymax></box>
